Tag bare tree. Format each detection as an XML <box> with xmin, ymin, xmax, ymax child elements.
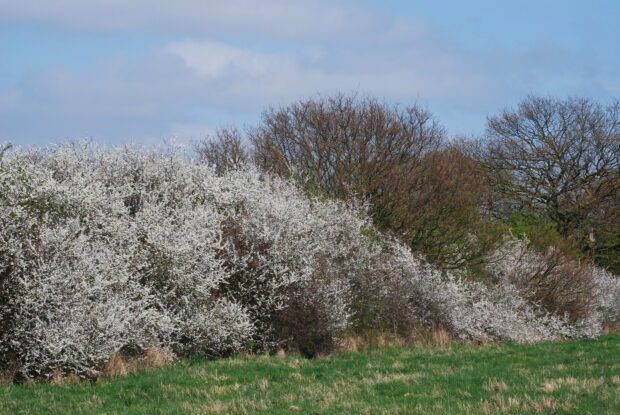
<box><xmin>485</xmin><ymin>96</ymin><xmax>620</xmax><ymax>267</ymax></box>
<box><xmin>195</xmin><ymin>128</ymin><xmax>248</xmax><ymax>174</ymax></box>
<box><xmin>250</xmin><ymin>94</ymin><xmax>497</xmax><ymax>267</ymax></box>
<box><xmin>251</xmin><ymin>94</ymin><xmax>445</xmax><ymax>197</ymax></box>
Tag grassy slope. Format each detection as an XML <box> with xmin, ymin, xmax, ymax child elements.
<box><xmin>1</xmin><ymin>334</ymin><xmax>619</xmax><ymax>415</ymax></box>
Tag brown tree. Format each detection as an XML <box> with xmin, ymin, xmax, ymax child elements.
<box><xmin>251</xmin><ymin>94</ymin><xmax>444</xmax><ymax>197</ymax></box>
<box><xmin>195</xmin><ymin>128</ymin><xmax>248</xmax><ymax>174</ymax></box>
<box><xmin>485</xmin><ymin>96</ymin><xmax>620</xmax><ymax>269</ymax></box>
<box><xmin>250</xmin><ymin>94</ymin><xmax>493</xmax><ymax>268</ymax></box>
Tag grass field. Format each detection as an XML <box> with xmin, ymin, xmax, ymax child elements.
<box><xmin>1</xmin><ymin>334</ymin><xmax>619</xmax><ymax>414</ymax></box>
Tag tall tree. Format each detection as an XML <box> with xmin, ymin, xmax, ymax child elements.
<box><xmin>485</xmin><ymin>96</ymin><xmax>620</xmax><ymax>270</ymax></box>
<box><xmin>250</xmin><ymin>94</ymin><xmax>493</xmax><ymax>268</ymax></box>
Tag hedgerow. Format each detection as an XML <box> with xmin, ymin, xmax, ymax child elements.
<box><xmin>0</xmin><ymin>143</ymin><xmax>616</xmax><ymax>379</ymax></box>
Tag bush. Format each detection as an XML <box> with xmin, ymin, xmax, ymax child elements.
<box><xmin>593</xmin><ymin>268</ymin><xmax>620</xmax><ymax>329</ymax></box>
<box><xmin>487</xmin><ymin>238</ymin><xmax>598</xmax><ymax>323</ymax></box>
<box><xmin>0</xmin><ymin>142</ymin><xmax>614</xmax><ymax>379</ymax></box>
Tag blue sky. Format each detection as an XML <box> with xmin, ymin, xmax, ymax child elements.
<box><xmin>1</xmin><ymin>0</ymin><xmax>619</xmax><ymax>146</ymax></box>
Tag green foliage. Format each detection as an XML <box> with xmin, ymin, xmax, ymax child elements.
<box><xmin>588</xmin><ymin>229</ymin><xmax>620</xmax><ymax>275</ymax></box>
<box><xmin>507</xmin><ymin>212</ymin><xmax>581</xmax><ymax>258</ymax></box>
<box><xmin>2</xmin><ymin>335</ymin><xmax>619</xmax><ymax>414</ymax></box>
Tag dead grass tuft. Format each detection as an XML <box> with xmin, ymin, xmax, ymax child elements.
<box><xmin>143</xmin><ymin>346</ymin><xmax>173</xmax><ymax>370</ymax></box>
<box><xmin>258</xmin><ymin>377</ymin><xmax>269</xmax><ymax>391</ymax></box>
<box><xmin>539</xmin><ymin>376</ymin><xmax>600</xmax><ymax>394</ymax></box>
<box><xmin>0</xmin><ymin>370</ymin><xmax>14</xmax><ymax>386</ymax></box>
<box><xmin>49</xmin><ymin>369</ymin><xmax>79</xmax><ymax>385</ymax></box>
<box><xmin>484</xmin><ymin>378</ymin><xmax>507</xmax><ymax>393</ymax></box>
<box><xmin>428</xmin><ymin>327</ymin><xmax>454</xmax><ymax>348</ymax></box>
<box><xmin>391</xmin><ymin>360</ymin><xmax>404</xmax><ymax>369</ymax></box>
<box><xmin>101</xmin><ymin>352</ymin><xmax>128</xmax><ymax>379</ymax></box>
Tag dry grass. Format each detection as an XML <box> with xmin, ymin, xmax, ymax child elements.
<box><xmin>101</xmin><ymin>352</ymin><xmax>128</xmax><ymax>379</ymax></box>
<box><xmin>479</xmin><ymin>395</ymin><xmax>573</xmax><ymax>414</ymax></box>
<box><xmin>0</xmin><ymin>370</ymin><xmax>14</xmax><ymax>386</ymax></box>
<box><xmin>101</xmin><ymin>346</ymin><xmax>174</xmax><ymax>379</ymax></box>
<box><xmin>539</xmin><ymin>376</ymin><xmax>604</xmax><ymax>394</ymax></box>
<box><xmin>340</xmin><ymin>327</ymin><xmax>456</xmax><ymax>352</ymax></box>
<box><xmin>424</xmin><ymin>327</ymin><xmax>455</xmax><ymax>348</ymax></box>
<box><xmin>484</xmin><ymin>378</ymin><xmax>508</xmax><ymax>393</ymax></box>
<box><xmin>143</xmin><ymin>346</ymin><xmax>173</xmax><ymax>369</ymax></box>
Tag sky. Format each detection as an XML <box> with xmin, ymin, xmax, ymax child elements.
<box><xmin>1</xmin><ymin>0</ymin><xmax>619</xmax><ymax>146</ymax></box>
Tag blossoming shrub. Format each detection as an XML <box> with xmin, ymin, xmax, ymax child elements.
<box><xmin>485</xmin><ymin>237</ymin><xmax>620</xmax><ymax>336</ymax></box>
<box><xmin>593</xmin><ymin>267</ymin><xmax>620</xmax><ymax>329</ymax></box>
<box><xmin>0</xmin><ymin>143</ymin><xmax>616</xmax><ymax>379</ymax></box>
<box><xmin>363</xmin><ymin>241</ymin><xmax>587</xmax><ymax>342</ymax></box>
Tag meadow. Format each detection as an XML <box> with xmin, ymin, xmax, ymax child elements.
<box><xmin>2</xmin><ymin>334</ymin><xmax>618</xmax><ymax>414</ymax></box>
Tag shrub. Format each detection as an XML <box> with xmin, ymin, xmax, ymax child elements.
<box><xmin>487</xmin><ymin>238</ymin><xmax>598</xmax><ymax>323</ymax></box>
<box><xmin>593</xmin><ymin>267</ymin><xmax>620</xmax><ymax>329</ymax></box>
<box><xmin>0</xmin><ymin>142</ymin><xmax>614</xmax><ymax>379</ymax></box>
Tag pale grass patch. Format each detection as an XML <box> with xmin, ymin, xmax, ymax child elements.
<box><xmin>435</xmin><ymin>366</ymin><xmax>455</xmax><ymax>376</ymax></box>
<box><xmin>487</xmin><ymin>396</ymin><xmax>517</xmax><ymax>412</ymax></box>
<box><xmin>170</xmin><ymin>385</ymin><xmax>211</xmax><ymax>399</ymax></box>
<box><xmin>456</xmin><ymin>401</ymin><xmax>473</xmax><ymax>412</ymax></box>
<box><xmin>201</xmin><ymin>400</ymin><xmax>236</xmax><ymax>414</ymax></box>
<box><xmin>483</xmin><ymin>378</ymin><xmax>507</xmax><ymax>393</ymax></box>
<box><xmin>530</xmin><ymin>397</ymin><xmax>561</xmax><ymax>413</ymax></box>
<box><xmin>582</xmin><ymin>377</ymin><xmax>604</xmax><ymax>391</ymax></box>
<box><xmin>428</xmin><ymin>327</ymin><xmax>454</xmax><ymax>348</ymax></box>
<box><xmin>225</xmin><ymin>358</ymin><xmax>248</xmax><ymax>366</ymax></box>
<box><xmin>283</xmin><ymin>394</ymin><xmax>297</xmax><ymax>403</ymax></box>
<box><xmin>539</xmin><ymin>381</ymin><xmax>557</xmax><ymax>393</ymax></box>
<box><xmin>100</xmin><ymin>346</ymin><xmax>173</xmax><ymax>380</ymax></box>
<box><xmin>372</xmin><ymin>372</ymin><xmax>421</xmax><ymax>385</ymax></box>
<box><xmin>76</xmin><ymin>394</ymin><xmax>104</xmax><ymax>411</ymax></box>
<box><xmin>457</xmin><ymin>389</ymin><xmax>472</xmax><ymax>398</ymax></box>
<box><xmin>339</xmin><ymin>332</ymin><xmax>408</xmax><ymax>352</ymax></box>
<box><xmin>340</xmin><ymin>335</ymin><xmax>363</xmax><ymax>352</ymax></box>
<box><xmin>0</xmin><ymin>371</ymin><xmax>13</xmax><ymax>386</ymax></box>
<box><xmin>391</xmin><ymin>361</ymin><xmax>404</xmax><ymax>369</ymax></box>
<box><xmin>540</xmin><ymin>376</ymin><xmax>601</xmax><ymax>393</ymax></box>
<box><xmin>479</xmin><ymin>394</ymin><xmax>570</xmax><ymax>414</ymax></box>
<box><xmin>143</xmin><ymin>346</ymin><xmax>173</xmax><ymax>369</ymax></box>
<box><xmin>258</xmin><ymin>377</ymin><xmax>269</xmax><ymax>391</ymax></box>
<box><xmin>245</xmin><ymin>398</ymin><xmax>270</xmax><ymax>412</ymax></box>
<box><xmin>430</xmin><ymin>386</ymin><xmax>443</xmax><ymax>398</ymax></box>
<box><xmin>287</xmin><ymin>359</ymin><xmax>302</xmax><ymax>369</ymax></box>
<box><xmin>376</xmin><ymin>333</ymin><xmax>406</xmax><ymax>348</ymax></box>
<box><xmin>288</xmin><ymin>371</ymin><xmax>303</xmax><ymax>381</ymax></box>
<box><xmin>101</xmin><ymin>352</ymin><xmax>128</xmax><ymax>379</ymax></box>
<box><xmin>211</xmin><ymin>385</ymin><xmax>229</xmax><ymax>395</ymax></box>
<box><xmin>612</xmin><ymin>375</ymin><xmax>620</xmax><ymax>385</ymax></box>
<box><xmin>49</xmin><ymin>369</ymin><xmax>79</xmax><ymax>385</ymax></box>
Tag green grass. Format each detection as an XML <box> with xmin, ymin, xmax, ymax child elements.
<box><xmin>2</xmin><ymin>334</ymin><xmax>619</xmax><ymax>414</ymax></box>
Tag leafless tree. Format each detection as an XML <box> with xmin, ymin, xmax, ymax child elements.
<box><xmin>195</xmin><ymin>128</ymin><xmax>248</xmax><ymax>174</ymax></box>
<box><xmin>251</xmin><ymin>94</ymin><xmax>445</xmax><ymax>198</ymax></box>
<box><xmin>485</xmin><ymin>96</ymin><xmax>620</xmax><ymax>266</ymax></box>
<box><xmin>250</xmin><ymin>94</ymin><xmax>497</xmax><ymax>267</ymax></box>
